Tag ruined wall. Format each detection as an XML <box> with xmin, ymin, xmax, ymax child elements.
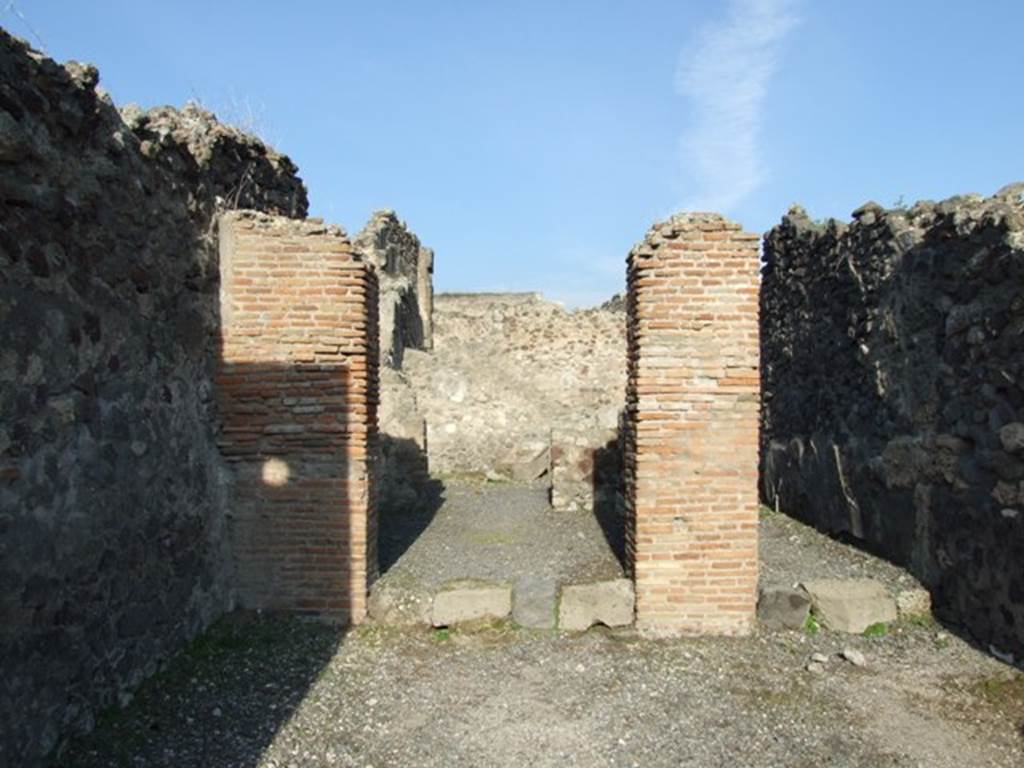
<box><xmin>217</xmin><ymin>212</ymin><xmax>379</xmax><ymax>622</ymax></box>
<box><xmin>401</xmin><ymin>292</ymin><xmax>626</xmax><ymax>495</ymax></box>
<box><xmin>353</xmin><ymin>210</ymin><xmax>433</xmax><ymax>368</ymax></box>
<box><xmin>353</xmin><ymin>211</ymin><xmax>434</xmax><ymax>518</ymax></box>
<box><xmin>761</xmin><ymin>188</ymin><xmax>1024</xmax><ymax>659</ymax></box>
<box><xmin>0</xmin><ymin>31</ymin><xmax>306</xmax><ymax>765</ymax></box>
<box><xmin>626</xmin><ymin>214</ymin><xmax>760</xmax><ymax>636</ymax></box>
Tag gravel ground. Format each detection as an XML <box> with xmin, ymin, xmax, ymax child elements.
<box><xmin>377</xmin><ymin>481</ymin><xmax>624</xmax><ymax>593</ymax></box>
<box><xmin>758</xmin><ymin>507</ymin><xmax>925</xmax><ymax>594</ymax></box>
<box><xmin>377</xmin><ymin>481</ymin><xmax>923</xmax><ymax>605</ymax></box>
<box><xmin>61</xmin><ymin>616</ymin><xmax>1022</xmax><ymax>767</ymax></box>
<box><xmin>58</xmin><ymin>489</ymin><xmax>1023</xmax><ymax>766</ymax></box>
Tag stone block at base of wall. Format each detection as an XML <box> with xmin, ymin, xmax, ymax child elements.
<box><xmin>431</xmin><ymin>582</ymin><xmax>512</xmax><ymax>627</ymax></box>
<box><xmin>558</xmin><ymin>579</ymin><xmax>635</xmax><ymax>631</ymax></box>
<box><xmin>801</xmin><ymin>579</ymin><xmax>898</xmax><ymax>634</ymax></box>
<box><xmin>757</xmin><ymin>586</ymin><xmax>812</xmax><ymax>630</ymax></box>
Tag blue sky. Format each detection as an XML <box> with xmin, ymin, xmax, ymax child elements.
<box><xmin>8</xmin><ymin>1</ymin><xmax>1024</xmax><ymax>305</ymax></box>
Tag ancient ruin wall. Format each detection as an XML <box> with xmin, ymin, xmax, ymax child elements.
<box><xmin>353</xmin><ymin>210</ymin><xmax>433</xmax><ymax>368</ymax></box>
<box><xmin>761</xmin><ymin>188</ymin><xmax>1024</xmax><ymax>658</ymax></box>
<box><xmin>625</xmin><ymin>214</ymin><xmax>761</xmax><ymax>636</ymax></box>
<box><xmin>0</xmin><ymin>32</ymin><xmax>306</xmax><ymax>765</ymax></box>
<box><xmin>401</xmin><ymin>293</ymin><xmax>626</xmax><ymax>490</ymax></box>
<box><xmin>354</xmin><ymin>211</ymin><xmax>435</xmax><ymax>518</ymax></box>
<box><xmin>218</xmin><ymin>212</ymin><xmax>379</xmax><ymax>622</ymax></box>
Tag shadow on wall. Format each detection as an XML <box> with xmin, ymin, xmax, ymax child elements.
<box><xmin>217</xmin><ymin>361</ymin><xmax>370</xmax><ymax>620</ymax></box>
<box><xmin>592</xmin><ymin>432</ymin><xmax>627</xmax><ymax>571</ymax></box>
<box><xmin>760</xmin><ymin>197</ymin><xmax>1024</xmax><ymax>661</ymax></box>
<box><xmin>377</xmin><ymin>434</ymin><xmax>444</xmax><ymax>574</ymax></box>
<box><xmin>61</xmin><ymin>332</ymin><xmax>375</xmax><ymax>764</ymax></box>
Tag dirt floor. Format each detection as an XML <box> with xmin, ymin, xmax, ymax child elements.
<box><xmin>58</xmin><ymin>487</ymin><xmax>1024</xmax><ymax>767</ymax></box>
<box><xmin>377</xmin><ymin>481</ymin><xmax>625</xmax><ymax>590</ymax></box>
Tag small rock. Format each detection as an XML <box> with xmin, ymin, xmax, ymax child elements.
<box><xmin>841</xmin><ymin>648</ymin><xmax>866</xmax><ymax>667</ymax></box>
<box><xmin>806</xmin><ymin>661</ymin><xmax>827</xmax><ymax>674</ymax></box>
<box><xmin>810</xmin><ymin>652</ymin><xmax>830</xmax><ymax>664</ymax></box>
<box><xmin>999</xmin><ymin>422</ymin><xmax>1024</xmax><ymax>454</ymax></box>
<box><xmin>211</xmin><ymin>706</ymin><xmax>223</xmax><ymax>717</ymax></box>
<box><xmin>989</xmin><ymin>645</ymin><xmax>1016</xmax><ymax>665</ymax></box>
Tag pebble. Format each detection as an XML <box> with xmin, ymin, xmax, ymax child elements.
<box><xmin>841</xmin><ymin>648</ymin><xmax>866</xmax><ymax>667</ymax></box>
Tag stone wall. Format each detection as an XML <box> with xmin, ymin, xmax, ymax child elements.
<box><xmin>353</xmin><ymin>210</ymin><xmax>433</xmax><ymax>368</ymax></box>
<box><xmin>761</xmin><ymin>188</ymin><xmax>1024</xmax><ymax>659</ymax></box>
<box><xmin>400</xmin><ymin>292</ymin><xmax>626</xmax><ymax>501</ymax></box>
<box><xmin>217</xmin><ymin>212</ymin><xmax>379</xmax><ymax>622</ymax></box>
<box><xmin>625</xmin><ymin>214</ymin><xmax>761</xmax><ymax>636</ymax></box>
<box><xmin>0</xmin><ymin>31</ymin><xmax>306</xmax><ymax>765</ymax></box>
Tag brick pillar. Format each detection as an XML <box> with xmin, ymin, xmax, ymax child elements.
<box><xmin>625</xmin><ymin>213</ymin><xmax>760</xmax><ymax>636</ymax></box>
<box><xmin>217</xmin><ymin>211</ymin><xmax>379</xmax><ymax>623</ymax></box>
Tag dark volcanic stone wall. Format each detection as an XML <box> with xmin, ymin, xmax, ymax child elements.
<box><xmin>0</xmin><ymin>31</ymin><xmax>307</xmax><ymax>765</ymax></box>
<box><xmin>761</xmin><ymin>187</ymin><xmax>1024</xmax><ymax>660</ymax></box>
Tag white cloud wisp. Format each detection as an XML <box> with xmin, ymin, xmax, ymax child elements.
<box><xmin>675</xmin><ymin>0</ymin><xmax>799</xmax><ymax>213</ymax></box>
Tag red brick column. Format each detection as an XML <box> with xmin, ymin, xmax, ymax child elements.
<box><xmin>217</xmin><ymin>212</ymin><xmax>379</xmax><ymax>623</ymax></box>
<box><xmin>625</xmin><ymin>213</ymin><xmax>760</xmax><ymax>636</ymax></box>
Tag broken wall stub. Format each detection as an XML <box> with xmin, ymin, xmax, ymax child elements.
<box><xmin>218</xmin><ymin>212</ymin><xmax>379</xmax><ymax>623</ymax></box>
<box><xmin>353</xmin><ymin>210</ymin><xmax>433</xmax><ymax>369</ymax></box>
<box><xmin>625</xmin><ymin>213</ymin><xmax>760</xmax><ymax>636</ymax></box>
<box><xmin>353</xmin><ymin>211</ymin><xmax>436</xmax><ymax>517</ymax></box>
<box><xmin>761</xmin><ymin>188</ymin><xmax>1024</xmax><ymax>659</ymax></box>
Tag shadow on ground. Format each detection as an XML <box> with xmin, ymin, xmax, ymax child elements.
<box><xmin>58</xmin><ymin>612</ymin><xmax>346</xmax><ymax>767</ymax></box>
<box><xmin>377</xmin><ymin>435</ymin><xmax>445</xmax><ymax>575</ymax></box>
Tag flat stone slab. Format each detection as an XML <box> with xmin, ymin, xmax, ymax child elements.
<box><xmin>559</xmin><ymin>579</ymin><xmax>634</xmax><ymax>631</ymax></box>
<box><xmin>757</xmin><ymin>586</ymin><xmax>811</xmax><ymax>630</ymax></box>
<box><xmin>513</xmin><ymin>577</ymin><xmax>557</xmax><ymax>629</ymax></box>
<box><xmin>367</xmin><ymin>582</ymin><xmax>431</xmax><ymax>627</ymax></box>
<box><xmin>800</xmin><ymin>579</ymin><xmax>897</xmax><ymax>633</ymax></box>
<box><xmin>431</xmin><ymin>581</ymin><xmax>511</xmax><ymax>627</ymax></box>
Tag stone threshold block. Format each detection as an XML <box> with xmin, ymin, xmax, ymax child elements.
<box><xmin>431</xmin><ymin>580</ymin><xmax>512</xmax><ymax>627</ymax></box>
<box><xmin>558</xmin><ymin>579</ymin><xmax>635</xmax><ymax>631</ymax></box>
<box><xmin>513</xmin><ymin>577</ymin><xmax>558</xmax><ymax>630</ymax></box>
<box><xmin>757</xmin><ymin>585</ymin><xmax>812</xmax><ymax>630</ymax></box>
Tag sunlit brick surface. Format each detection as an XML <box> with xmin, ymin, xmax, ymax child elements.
<box><xmin>625</xmin><ymin>213</ymin><xmax>760</xmax><ymax>636</ymax></box>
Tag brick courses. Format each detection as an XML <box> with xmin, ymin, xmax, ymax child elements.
<box><xmin>217</xmin><ymin>211</ymin><xmax>379</xmax><ymax>623</ymax></box>
<box><xmin>624</xmin><ymin>213</ymin><xmax>760</xmax><ymax>636</ymax></box>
